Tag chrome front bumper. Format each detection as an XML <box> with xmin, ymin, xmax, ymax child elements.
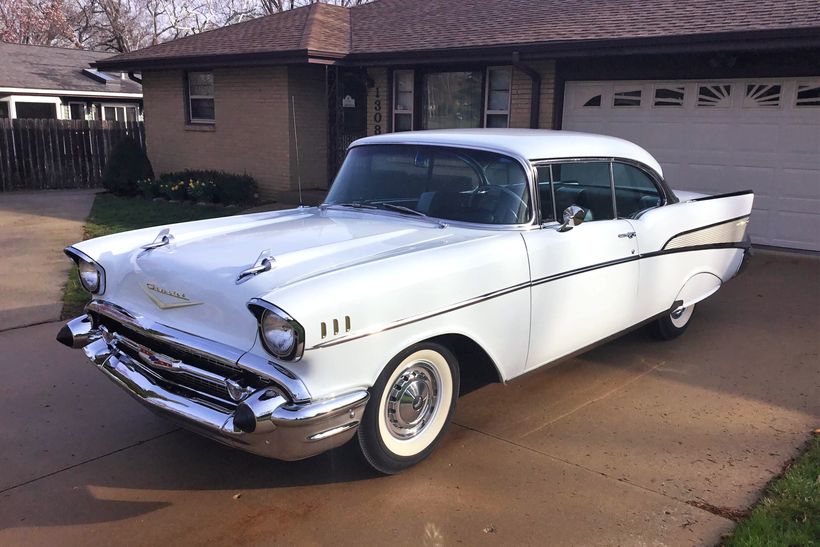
<box><xmin>58</xmin><ymin>312</ymin><xmax>369</xmax><ymax>461</ymax></box>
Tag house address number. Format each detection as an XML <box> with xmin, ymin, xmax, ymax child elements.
<box><xmin>373</xmin><ymin>87</ymin><xmax>381</xmax><ymax>134</ymax></box>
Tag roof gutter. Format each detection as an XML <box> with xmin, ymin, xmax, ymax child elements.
<box><xmin>512</xmin><ymin>51</ymin><xmax>540</xmax><ymax>129</ymax></box>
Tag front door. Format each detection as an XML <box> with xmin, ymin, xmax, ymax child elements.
<box><xmin>522</xmin><ymin>161</ymin><xmax>639</xmax><ymax>371</ymax></box>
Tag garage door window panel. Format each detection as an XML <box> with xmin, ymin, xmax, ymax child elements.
<box><xmin>613</xmin><ymin>87</ymin><xmax>642</xmax><ymax>107</ymax></box>
<box><xmin>796</xmin><ymin>83</ymin><xmax>820</xmax><ymax>107</ymax></box>
<box><xmin>653</xmin><ymin>86</ymin><xmax>685</xmax><ymax>107</ymax></box>
<box><xmin>697</xmin><ymin>84</ymin><xmax>732</xmax><ymax>107</ymax></box>
<box><xmin>613</xmin><ymin>163</ymin><xmax>662</xmax><ymax>218</ymax></box>
<box><xmin>743</xmin><ymin>84</ymin><xmax>781</xmax><ymax>108</ymax></box>
<box><xmin>552</xmin><ymin>162</ymin><xmax>615</xmax><ymax>221</ymax></box>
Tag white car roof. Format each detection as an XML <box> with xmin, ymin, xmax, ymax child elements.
<box><xmin>352</xmin><ymin>129</ymin><xmax>664</xmax><ymax>179</ymax></box>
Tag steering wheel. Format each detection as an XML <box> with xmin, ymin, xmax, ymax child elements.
<box><xmin>471</xmin><ymin>184</ymin><xmax>529</xmax><ymax>223</ymax></box>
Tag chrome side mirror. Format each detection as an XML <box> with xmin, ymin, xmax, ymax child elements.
<box><xmin>558</xmin><ymin>205</ymin><xmax>586</xmax><ymax>232</ymax></box>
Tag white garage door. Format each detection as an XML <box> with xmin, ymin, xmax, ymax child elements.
<box><xmin>563</xmin><ymin>78</ymin><xmax>820</xmax><ymax>251</ymax></box>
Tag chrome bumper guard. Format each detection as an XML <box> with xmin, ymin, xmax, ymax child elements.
<box><xmin>58</xmin><ymin>311</ymin><xmax>369</xmax><ymax>461</ymax></box>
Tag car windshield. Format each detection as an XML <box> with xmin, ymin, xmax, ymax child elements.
<box><xmin>324</xmin><ymin>144</ymin><xmax>532</xmax><ymax>225</ymax></box>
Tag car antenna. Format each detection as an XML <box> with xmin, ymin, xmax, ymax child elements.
<box><xmin>291</xmin><ymin>95</ymin><xmax>303</xmax><ymax>207</ymax></box>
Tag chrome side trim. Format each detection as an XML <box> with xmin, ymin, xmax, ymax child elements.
<box><xmin>663</xmin><ymin>215</ymin><xmax>750</xmax><ymax>250</ymax></box>
<box><xmin>311</xmin><ymin>279</ymin><xmax>531</xmax><ymax>349</ymax></box>
<box><xmin>86</xmin><ymin>300</ymin><xmax>311</xmax><ymax>403</ymax></box>
<box><xmin>310</xmin><ymin>245</ymin><xmax>741</xmax><ymax>351</ymax></box>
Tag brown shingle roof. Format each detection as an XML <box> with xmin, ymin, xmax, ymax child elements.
<box><xmin>98</xmin><ymin>3</ymin><xmax>350</xmax><ymax>67</ymax></box>
<box><xmin>350</xmin><ymin>0</ymin><xmax>820</xmax><ymax>54</ymax></box>
<box><xmin>95</xmin><ymin>0</ymin><xmax>820</xmax><ymax>70</ymax></box>
<box><xmin>0</xmin><ymin>42</ymin><xmax>142</xmax><ymax>95</ymax></box>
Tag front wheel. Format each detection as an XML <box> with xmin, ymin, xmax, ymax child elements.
<box><xmin>647</xmin><ymin>304</ymin><xmax>696</xmax><ymax>340</ymax></box>
<box><xmin>358</xmin><ymin>342</ymin><xmax>459</xmax><ymax>474</ymax></box>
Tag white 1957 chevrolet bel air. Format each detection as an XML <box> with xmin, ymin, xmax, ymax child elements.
<box><xmin>58</xmin><ymin>129</ymin><xmax>753</xmax><ymax>473</ymax></box>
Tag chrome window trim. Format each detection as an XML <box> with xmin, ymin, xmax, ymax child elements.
<box><xmin>247</xmin><ymin>298</ymin><xmax>306</xmax><ymax>362</ymax></box>
<box><xmin>529</xmin><ymin>156</ymin><xmax>676</xmax><ymax>223</ymax></box>
<box><xmin>344</xmin><ymin>142</ymin><xmax>538</xmax><ymax>229</ymax></box>
<box><xmin>86</xmin><ymin>299</ymin><xmax>311</xmax><ymax>403</ymax></box>
<box><xmin>65</xmin><ymin>245</ymin><xmax>106</xmax><ymax>295</ymax></box>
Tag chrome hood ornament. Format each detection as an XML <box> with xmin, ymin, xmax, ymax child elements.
<box><xmin>139</xmin><ymin>228</ymin><xmax>173</xmax><ymax>257</ymax></box>
<box><xmin>236</xmin><ymin>249</ymin><xmax>276</xmax><ymax>284</ymax></box>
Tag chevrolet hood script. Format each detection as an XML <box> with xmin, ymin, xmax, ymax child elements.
<box><xmin>143</xmin><ymin>283</ymin><xmax>203</xmax><ymax>310</ymax></box>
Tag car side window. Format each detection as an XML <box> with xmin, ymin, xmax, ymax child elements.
<box><xmin>535</xmin><ymin>166</ymin><xmax>556</xmax><ymax>222</ymax></box>
<box><xmin>551</xmin><ymin>162</ymin><xmax>615</xmax><ymax>221</ymax></box>
<box><xmin>612</xmin><ymin>163</ymin><xmax>662</xmax><ymax>218</ymax></box>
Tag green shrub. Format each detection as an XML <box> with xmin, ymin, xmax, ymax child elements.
<box><xmin>187</xmin><ymin>179</ymin><xmax>219</xmax><ymax>203</ymax></box>
<box><xmin>158</xmin><ymin>170</ymin><xmax>257</xmax><ymax>205</ymax></box>
<box><xmin>137</xmin><ymin>178</ymin><xmax>160</xmax><ymax>199</ymax></box>
<box><xmin>159</xmin><ymin>179</ymin><xmax>187</xmax><ymax>201</ymax></box>
<box><xmin>101</xmin><ymin>138</ymin><xmax>153</xmax><ymax>195</ymax></box>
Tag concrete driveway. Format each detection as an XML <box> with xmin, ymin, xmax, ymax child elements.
<box><xmin>0</xmin><ymin>190</ymin><xmax>97</xmax><ymax>331</ymax></box>
<box><xmin>0</xmin><ymin>251</ymin><xmax>817</xmax><ymax>546</ymax></box>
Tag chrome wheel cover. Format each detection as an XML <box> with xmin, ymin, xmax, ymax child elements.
<box><xmin>670</xmin><ymin>305</ymin><xmax>693</xmax><ymax>328</ymax></box>
<box><xmin>384</xmin><ymin>360</ymin><xmax>441</xmax><ymax>440</ymax></box>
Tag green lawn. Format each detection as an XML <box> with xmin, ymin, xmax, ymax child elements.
<box><xmin>724</xmin><ymin>434</ymin><xmax>820</xmax><ymax>546</ymax></box>
<box><xmin>61</xmin><ymin>193</ymin><xmax>242</xmax><ymax>319</ymax></box>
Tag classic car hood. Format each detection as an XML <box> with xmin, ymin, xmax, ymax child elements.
<box><xmin>77</xmin><ymin>207</ymin><xmax>491</xmax><ymax>351</ymax></box>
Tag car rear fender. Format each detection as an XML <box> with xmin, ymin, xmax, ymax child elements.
<box><xmin>674</xmin><ymin>272</ymin><xmax>722</xmax><ymax>308</ymax></box>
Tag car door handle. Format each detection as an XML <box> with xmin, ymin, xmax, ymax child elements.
<box><xmin>618</xmin><ymin>232</ymin><xmax>636</xmax><ymax>239</ymax></box>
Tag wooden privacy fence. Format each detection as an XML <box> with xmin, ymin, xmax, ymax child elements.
<box><xmin>0</xmin><ymin>119</ymin><xmax>146</xmax><ymax>191</ymax></box>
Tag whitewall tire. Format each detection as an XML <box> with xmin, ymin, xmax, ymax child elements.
<box><xmin>648</xmin><ymin>304</ymin><xmax>696</xmax><ymax>340</ymax></box>
<box><xmin>358</xmin><ymin>342</ymin><xmax>459</xmax><ymax>474</ymax></box>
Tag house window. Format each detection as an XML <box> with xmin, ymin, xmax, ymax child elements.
<box><xmin>796</xmin><ymin>83</ymin><xmax>820</xmax><ymax>107</ymax></box>
<box><xmin>0</xmin><ymin>102</ymin><xmax>8</xmax><ymax>119</ymax></box>
<box><xmin>392</xmin><ymin>70</ymin><xmax>414</xmax><ymax>132</ymax></box>
<box><xmin>188</xmin><ymin>71</ymin><xmax>215</xmax><ymax>123</ymax></box>
<box><xmin>15</xmin><ymin>102</ymin><xmax>57</xmax><ymax>119</ymax></box>
<box><xmin>613</xmin><ymin>87</ymin><xmax>642</xmax><ymax>107</ymax></box>
<box><xmin>102</xmin><ymin>105</ymin><xmax>138</xmax><ymax>122</ymax></box>
<box><xmin>484</xmin><ymin>66</ymin><xmax>511</xmax><ymax>128</ymax></box>
<box><xmin>69</xmin><ymin>102</ymin><xmax>86</xmax><ymax>120</ymax></box>
<box><xmin>421</xmin><ymin>71</ymin><xmax>482</xmax><ymax>129</ymax></box>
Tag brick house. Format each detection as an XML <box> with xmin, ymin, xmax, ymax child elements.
<box><xmin>95</xmin><ymin>0</ymin><xmax>820</xmax><ymax>251</ymax></box>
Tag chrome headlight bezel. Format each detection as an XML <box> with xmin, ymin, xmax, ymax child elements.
<box><xmin>247</xmin><ymin>299</ymin><xmax>305</xmax><ymax>362</ymax></box>
<box><xmin>65</xmin><ymin>247</ymin><xmax>106</xmax><ymax>295</ymax></box>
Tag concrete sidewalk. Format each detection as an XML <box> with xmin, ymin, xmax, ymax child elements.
<box><xmin>0</xmin><ymin>190</ymin><xmax>97</xmax><ymax>331</ymax></box>
<box><xmin>0</xmin><ymin>252</ymin><xmax>816</xmax><ymax>545</ymax></box>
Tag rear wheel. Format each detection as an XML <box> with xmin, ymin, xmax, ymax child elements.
<box><xmin>358</xmin><ymin>342</ymin><xmax>459</xmax><ymax>474</ymax></box>
<box><xmin>648</xmin><ymin>304</ymin><xmax>695</xmax><ymax>340</ymax></box>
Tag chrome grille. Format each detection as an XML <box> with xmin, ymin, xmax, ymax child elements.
<box><xmin>91</xmin><ymin>312</ymin><xmax>269</xmax><ymax>406</ymax></box>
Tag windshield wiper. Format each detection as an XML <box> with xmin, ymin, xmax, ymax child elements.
<box><xmin>322</xmin><ymin>201</ymin><xmax>447</xmax><ymax>228</ymax></box>
<box><xmin>321</xmin><ymin>202</ymin><xmax>379</xmax><ymax>210</ymax></box>
<box><xmin>377</xmin><ymin>203</ymin><xmax>428</xmax><ymax>217</ymax></box>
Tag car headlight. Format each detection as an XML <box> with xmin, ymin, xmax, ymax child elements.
<box><xmin>248</xmin><ymin>299</ymin><xmax>304</xmax><ymax>361</ymax></box>
<box><xmin>65</xmin><ymin>247</ymin><xmax>105</xmax><ymax>295</ymax></box>
<box><xmin>262</xmin><ymin>311</ymin><xmax>296</xmax><ymax>357</ymax></box>
<box><xmin>78</xmin><ymin>260</ymin><xmax>101</xmax><ymax>293</ymax></box>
